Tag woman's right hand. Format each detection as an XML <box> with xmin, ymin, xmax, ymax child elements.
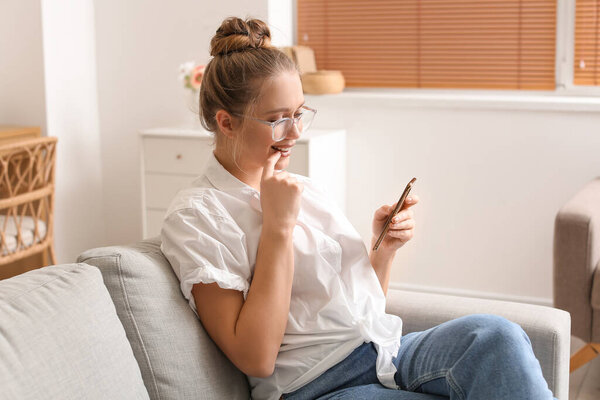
<box><xmin>260</xmin><ymin>151</ymin><xmax>304</xmax><ymax>234</ymax></box>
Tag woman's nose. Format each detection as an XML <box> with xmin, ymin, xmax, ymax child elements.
<box><xmin>287</xmin><ymin>121</ymin><xmax>302</xmax><ymax>139</ymax></box>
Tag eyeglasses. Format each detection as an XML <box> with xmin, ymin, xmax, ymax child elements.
<box><xmin>233</xmin><ymin>105</ymin><xmax>317</xmax><ymax>142</ymax></box>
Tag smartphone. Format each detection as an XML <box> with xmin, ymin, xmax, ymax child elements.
<box><xmin>372</xmin><ymin>177</ymin><xmax>417</xmax><ymax>251</ymax></box>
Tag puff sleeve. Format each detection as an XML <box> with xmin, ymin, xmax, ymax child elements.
<box><xmin>160</xmin><ymin>201</ymin><xmax>251</xmax><ymax>314</ymax></box>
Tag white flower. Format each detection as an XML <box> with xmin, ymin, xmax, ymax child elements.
<box><xmin>178</xmin><ymin>61</ymin><xmax>196</xmax><ymax>82</ymax></box>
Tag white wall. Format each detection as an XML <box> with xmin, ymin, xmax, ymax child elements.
<box><xmin>268</xmin><ymin>0</ymin><xmax>294</xmax><ymax>47</ymax></box>
<box><xmin>93</xmin><ymin>0</ymin><xmax>269</xmax><ymax>246</ymax></box>
<box><xmin>305</xmin><ymin>91</ymin><xmax>600</xmax><ymax>305</ymax></box>
<box><xmin>41</xmin><ymin>0</ymin><xmax>105</xmax><ymax>263</ymax></box>
<box><xmin>0</xmin><ymin>0</ymin><xmax>47</xmax><ymax>133</ymax></box>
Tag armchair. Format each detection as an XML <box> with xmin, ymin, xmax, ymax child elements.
<box><xmin>554</xmin><ymin>176</ymin><xmax>600</xmax><ymax>372</ymax></box>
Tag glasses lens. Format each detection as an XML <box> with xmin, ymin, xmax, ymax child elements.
<box><xmin>273</xmin><ymin>119</ymin><xmax>292</xmax><ymax>141</ymax></box>
<box><xmin>272</xmin><ymin>108</ymin><xmax>316</xmax><ymax>141</ymax></box>
<box><xmin>298</xmin><ymin>108</ymin><xmax>315</xmax><ymax>133</ymax></box>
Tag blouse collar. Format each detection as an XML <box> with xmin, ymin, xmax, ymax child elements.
<box><xmin>203</xmin><ymin>151</ymin><xmax>263</xmax><ymax>212</ymax></box>
<box><xmin>204</xmin><ymin>151</ymin><xmax>258</xmax><ymax>194</ymax></box>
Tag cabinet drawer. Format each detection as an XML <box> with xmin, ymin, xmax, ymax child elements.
<box><xmin>144</xmin><ymin>137</ymin><xmax>213</xmax><ymax>174</ymax></box>
<box><xmin>145</xmin><ymin>173</ymin><xmax>196</xmax><ymax>209</ymax></box>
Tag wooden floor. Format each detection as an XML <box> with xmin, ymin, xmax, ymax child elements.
<box><xmin>569</xmin><ymin>336</ymin><xmax>600</xmax><ymax>400</ymax></box>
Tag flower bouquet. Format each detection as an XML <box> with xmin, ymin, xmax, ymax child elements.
<box><xmin>179</xmin><ymin>61</ymin><xmax>206</xmax><ymax>91</ymax></box>
<box><xmin>178</xmin><ymin>61</ymin><xmax>205</xmax><ymax>127</ymax></box>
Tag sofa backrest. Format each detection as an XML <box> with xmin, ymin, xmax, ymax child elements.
<box><xmin>77</xmin><ymin>236</ymin><xmax>251</xmax><ymax>400</ymax></box>
<box><xmin>0</xmin><ymin>263</ymin><xmax>149</xmax><ymax>400</ymax></box>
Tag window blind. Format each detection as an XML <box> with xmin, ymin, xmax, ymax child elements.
<box><xmin>297</xmin><ymin>0</ymin><xmax>557</xmax><ymax>90</ymax></box>
<box><xmin>574</xmin><ymin>0</ymin><xmax>600</xmax><ymax>86</ymax></box>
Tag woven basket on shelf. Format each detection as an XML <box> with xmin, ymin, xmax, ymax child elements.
<box><xmin>279</xmin><ymin>45</ymin><xmax>346</xmax><ymax>95</ymax></box>
<box><xmin>301</xmin><ymin>70</ymin><xmax>346</xmax><ymax>94</ymax></box>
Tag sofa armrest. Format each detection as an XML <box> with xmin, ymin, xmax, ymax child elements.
<box><xmin>385</xmin><ymin>288</ymin><xmax>571</xmax><ymax>400</ymax></box>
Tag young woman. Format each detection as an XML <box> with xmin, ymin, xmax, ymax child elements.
<box><xmin>160</xmin><ymin>16</ymin><xmax>557</xmax><ymax>400</ymax></box>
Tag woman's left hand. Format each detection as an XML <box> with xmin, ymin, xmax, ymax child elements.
<box><xmin>371</xmin><ymin>194</ymin><xmax>419</xmax><ymax>253</ymax></box>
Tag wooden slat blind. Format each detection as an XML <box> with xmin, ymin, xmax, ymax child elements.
<box><xmin>574</xmin><ymin>0</ymin><xmax>600</xmax><ymax>85</ymax></box>
<box><xmin>297</xmin><ymin>0</ymin><xmax>556</xmax><ymax>90</ymax></box>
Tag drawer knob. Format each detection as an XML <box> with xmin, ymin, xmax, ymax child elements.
<box><xmin>176</xmin><ymin>154</ymin><xmax>182</xmax><ymax>160</ymax></box>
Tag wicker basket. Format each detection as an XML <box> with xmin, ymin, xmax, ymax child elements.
<box><xmin>0</xmin><ymin>137</ymin><xmax>57</xmax><ymax>266</ymax></box>
<box><xmin>301</xmin><ymin>70</ymin><xmax>345</xmax><ymax>94</ymax></box>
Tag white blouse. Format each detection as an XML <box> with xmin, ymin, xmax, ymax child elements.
<box><xmin>160</xmin><ymin>151</ymin><xmax>404</xmax><ymax>400</ymax></box>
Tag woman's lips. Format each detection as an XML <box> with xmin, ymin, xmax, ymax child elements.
<box><xmin>271</xmin><ymin>145</ymin><xmax>292</xmax><ymax>157</ymax></box>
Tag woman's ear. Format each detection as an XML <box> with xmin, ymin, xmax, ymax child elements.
<box><xmin>215</xmin><ymin>109</ymin><xmax>238</xmax><ymax>140</ymax></box>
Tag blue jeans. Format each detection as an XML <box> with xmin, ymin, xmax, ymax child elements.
<box><xmin>281</xmin><ymin>314</ymin><xmax>558</xmax><ymax>400</ymax></box>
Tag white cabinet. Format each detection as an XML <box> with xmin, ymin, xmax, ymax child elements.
<box><xmin>140</xmin><ymin>127</ymin><xmax>346</xmax><ymax>239</ymax></box>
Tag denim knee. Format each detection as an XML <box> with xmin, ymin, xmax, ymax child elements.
<box><xmin>463</xmin><ymin>313</ymin><xmax>531</xmax><ymax>349</ymax></box>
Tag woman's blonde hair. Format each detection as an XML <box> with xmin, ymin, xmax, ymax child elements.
<box><xmin>199</xmin><ymin>16</ymin><xmax>299</xmax><ymax>172</ymax></box>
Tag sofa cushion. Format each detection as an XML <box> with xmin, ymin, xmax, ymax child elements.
<box><xmin>0</xmin><ymin>263</ymin><xmax>149</xmax><ymax>400</ymax></box>
<box><xmin>77</xmin><ymin>236</ymin><xmax>250</xmax><ymax>400</ymax></box>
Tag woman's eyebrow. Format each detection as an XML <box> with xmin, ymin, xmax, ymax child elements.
<box><xmin>265</xmin><ymin>101</ymin><xmax>305</xmax><ymax>114</ymax></box>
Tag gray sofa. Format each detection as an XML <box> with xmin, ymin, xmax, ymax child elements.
<box><xmin>0</xmin><ymin>236</ymin><xmax>571</xmax><ymax>399</ymax></box>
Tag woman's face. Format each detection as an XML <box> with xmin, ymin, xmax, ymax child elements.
<box><xmin>238</xmin><ymin>70</ymin><xmax>304</xmax><ymax>171</ymax></box>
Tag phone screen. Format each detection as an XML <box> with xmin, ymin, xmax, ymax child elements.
<box><xmin>372</xmin><ymin>177</ymin><xmax>417</xmax><ymax>251</ymax></box>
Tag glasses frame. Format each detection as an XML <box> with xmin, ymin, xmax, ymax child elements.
<box><xmin>233</xmin><ymin>105</ymin><xmax>317</xmax><ymax>142</ymax></box>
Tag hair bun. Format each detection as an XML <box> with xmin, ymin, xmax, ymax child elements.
<box><xmin>210</xmin><ymin>17</ymin><xmax>273</xmax><ymax>57</ymax></box>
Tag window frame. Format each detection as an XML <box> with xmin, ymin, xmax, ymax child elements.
<box><xmin>292</xmin><ymin>0</ymin><xmax>600</xmax><ymax>97</ymax></box>
<box><xmin>560</xmin><ymin>0</ymin><xmax>600</xmax><ymax>95</ymax></box>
